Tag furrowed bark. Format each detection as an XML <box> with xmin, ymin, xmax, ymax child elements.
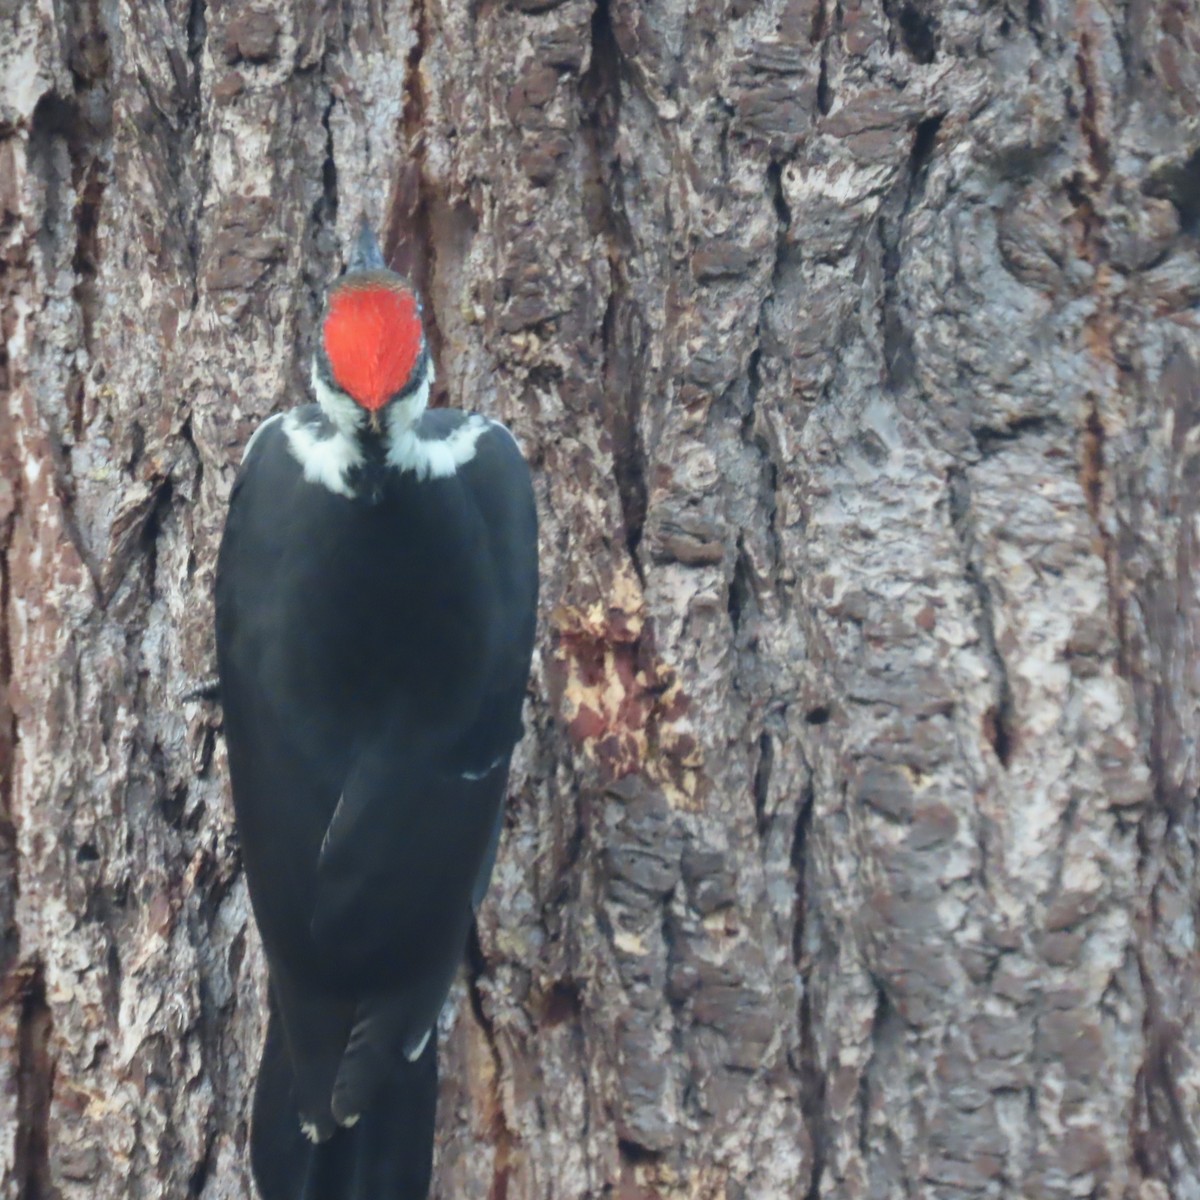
<box><xmin>2</xmin><ymin>0</ymin><xmax>1199</xmax><ymax>1197</ymax></box>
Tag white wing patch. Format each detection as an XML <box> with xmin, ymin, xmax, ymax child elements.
<box><xmin>320</xmin><ymin>793</ymin><xmax>347</xmax><ymax>859</ymax></box>
<box><xmin>283</xmin><ymin>413</ymin><xmax>362</xmax><ymax>498</ymax></box>
<box><xmin>241</xmin><ymin>412</ymin><xmax>284</xmax><ymax>463</ymax></box>
<box><xmin>405</xmin><ymin>1028</ymin><xmax>432</xmax><ymax>1062</ymax></box>
<box><xmin>462</xmin><ymin>755</ymin><xmax>505</xmax><ymax>782</ymax></box>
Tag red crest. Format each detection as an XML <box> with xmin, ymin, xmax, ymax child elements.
<box><xmin>322</xmin><ymin>277</ymin><xmax>423</xmax><ymax>411</ymax></box>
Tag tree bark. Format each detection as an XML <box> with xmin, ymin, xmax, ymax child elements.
<box><xmin>3</xmin><ymin>0</ymin><xmax>1200</xmax><ymax>1197</ymax></box>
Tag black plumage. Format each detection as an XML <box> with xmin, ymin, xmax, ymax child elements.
<box><xmin>217</xmin><ymin>387</ymin><xmax>537</xmax><ymax>1198</ymax></box>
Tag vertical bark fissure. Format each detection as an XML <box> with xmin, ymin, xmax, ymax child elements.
<box><xmin>792</xmin><ymin>778</ymin><xmax>824</xmax><ymax>1199</ymax></box>
<box><xmin>186</xmin><ymin>1125</ymin><xmax>218</xmax><ymax>1199</ymax></box>
<box><xmin>301</xmin><ymin>86</ymin><xmax>339</xmax><ymax>338</ymax></box>
<box><xmin>66</xmin><ymin>0</ymin><xmax>113</xmax><ymax>381</ymax></box>
<box><xmin>878</xmin><ymin>113</ymin><xmax>942</xmax><ymax>394</ymax></box>
<box><xmin>466</xmin><ymin>929</ymin><xmax>515</xmax><ymax>1200</ymax></box>
<box><xmin>1136</xmin><ymin>949</ymin><xmax>1200</xmax><ymax>1177</ymax></box>
<box><xmin>736</xmin><ymin>152</ymin><xmax>790</xmax><ymax>657</ymax></box>
<box><xmin>726</xmin><ymin>536</ymin><xmax>751</xmax><ymax>636</ymax></box>
<box><xmin>319</xmin><ymin>92</ymin><xmax>338</xmax><ymax>227</ymax></box>
<box><xmin>186</xmin><ymin>0</ymin><xmax>207</xmax><ymax>105</ymax></box>
<box><xmin>13</xmin><ymin>963</ymin><xmax>53</xmax><ymax>1200</ymax></box>
<box><xmin>742</xmin><ymin>161</ymin><xmax>790</xmax><ymax>598</ymax></box>
<box><xmin>181</xmin><ymin>0</ymin><xmax>209</xmax><ymax>298</ymax></box>
<box><xmin>298</xmin><ymin>83</ymin><xmax>339</xmax><ymax>373</ymax></box>
<box><xmin>1068</xmin><ymin>21</ymin><xmax>1130</xmax><ymax>684</ymax></box>
<box><xmin>947</xmin><ymin>469</ymin><xmax>1014</xmax><ymax>768</ymax></box>
<box><xmin>816</xmin><ymin>51</ymin><xmax>833</xmax><ymax>116</ymax></box>
<box><xmin>0</xmin><ymin>346</ymin><xmax>19</xmax><ymax>980</ymax></box>
<box><xmin>397</xmin><ymin>0</ymin><xmax>440</xmax><ymax>358</ymax></box>
<box><xmin>581</xmin><ymin>0</ymin><xmax>647</xmax><ymax>568</ymax></box>
<box><xmin>799</xmin><ymin>994</ymin><xmax>826</xmax><ymax>1200</ymax></box>
<box><xmin>752</xmin><ymin>729</ymin><xmax>773</xmax><ymax>834</ymax></box>
<box><xmin>855</xmin><ymin>986</ymin><xmax>877</xmax><ymax>1159</ymax></box>
<box><xmin>1074</xmin><ymin>28</ymin><xmax>1111</xmax><ymax>182</ymax></box>
<box><xmin>1025</xmin><ymin>0</ymin><xmax>1044</xmax><ymax>43</ymax></box>
<box><xmin>0</xmin><ymin>40</ymin><xmax>33</xmax><ymax>1181</ymax></box>
<box><xmin>1079</xmin><ymin>394</ymin><xmax>1132</xmax><ymax>682</ymax></box>
<box><xmin>27</xmin><ymin>95</ymin><xmax>104</xmax><ymax>601</ymax></box>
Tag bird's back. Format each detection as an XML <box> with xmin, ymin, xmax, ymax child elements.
<box><xmin>216</xmin><ymin>403</ymin><xmax>536</xmax><ymax>991</ymax></box>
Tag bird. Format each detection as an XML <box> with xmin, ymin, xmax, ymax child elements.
<box><xmin>215</xmin><ymin>220</ymin><xmax>538</xmax><ymax>1200</ymax></box>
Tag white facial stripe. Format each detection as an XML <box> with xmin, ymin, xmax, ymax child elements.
<box><xmin>312</xmin><ymin>364</ymin><xmax>366</xmax><ymax>438</ymax></box>
<box><xmin>384</xmin><ymin>360</ymin><xmax>434</xmax><ymax>442</ymax></box>
<box><xmin>241</xmin><ymin>411</ymin><xmax>284</xmax><ymax>462</ymax></box>
<box><xmin>283</xmin><ymin>412</ymin><xmax>362</xmax><ymax>498</ymax></box>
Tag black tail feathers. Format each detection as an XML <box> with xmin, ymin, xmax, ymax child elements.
<box><xmin>251</xmin><ymin>1006</ymin><xmax>438</xmax><ymax>1200</ymax></box>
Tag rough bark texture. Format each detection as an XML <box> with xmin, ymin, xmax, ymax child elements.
<box><xmin>3</xmin><ymin>0</ymin><xmax>1200</xmax><ymax>1197</ymax></box>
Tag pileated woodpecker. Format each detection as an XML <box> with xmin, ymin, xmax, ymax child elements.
<box><xmin>216</xmin><ymin>223</ymin><xmax>538</xmax><ymax>1200</ymax></box>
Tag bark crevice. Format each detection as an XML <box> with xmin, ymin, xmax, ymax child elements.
<box><xmin>581</xmin><ymin>0</ymin><xmax>647</xmax><ymax>567</ymax></box>
<box><xmin>740</xmin><ymin>160</ymin><xmax>792</xmax><ymax>600</ymax></box>
<box><xmin>792</xmin><ymin>776</ymin><xmax>822</xmax><ymax>1199</ymax></box>
<box><xmin>879</xmin><ymin>113</ymin><xmax>942</xmax><ymax>394</ymax></box>
<box><xmin>466</xmin><ymin>930</ymin><xmax>516</xmax><ymax>1200</ymax></box>
<box><xmin>14</xmin><ymin>962</ymin><xmax>53</xmax><ymax>1200</ymax></box>
<box><xmin>0</xmin><ymin>377</ymin><xmax>18</xmax><ymax>982</ymax></box>
<box><xmin>948</xmin><ymin>469</ymin><xmax>1015</xmax><ymax>768</ymax></box>
<box><xmin>1137</xmin><ymin>950</ymin><xmax>1200</xmax><ymax>1178</ymax></box>
<box><xmin>391</xmin><ymin>0</ymin><xmax>441</xmax><ymax>370</ymax></box>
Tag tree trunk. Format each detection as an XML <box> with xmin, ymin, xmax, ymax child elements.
<box><xmin>3</xmin><ymin>0</ymin><xmax>1200</xmax><ymax>1196</ymax></box>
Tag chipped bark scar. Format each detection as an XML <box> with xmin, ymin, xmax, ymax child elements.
<box><xmin>549</xmin><ymin>565</ymin><xmax>701</xmax><ymax>808</ymax></box>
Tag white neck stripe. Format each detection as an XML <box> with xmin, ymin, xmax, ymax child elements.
<box><xmin>283</xmin><ymin>411</ymin><xmax>362</xmax><ymax>497</ymax></box>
